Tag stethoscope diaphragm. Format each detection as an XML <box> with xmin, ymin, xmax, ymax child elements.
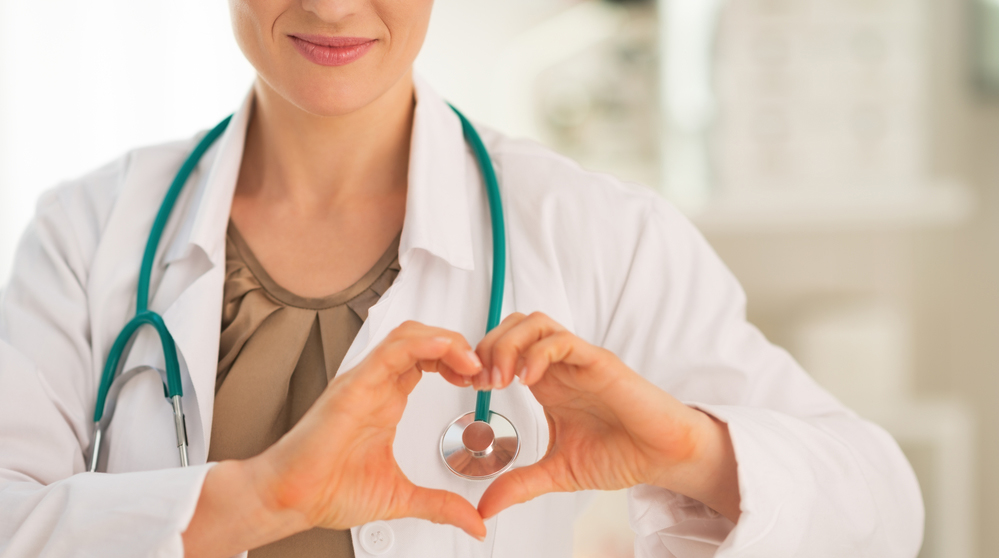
<box><xmin>440</xmin><ymin>411</ymin><xmax>520</xmax><ymax>480</ymax></box>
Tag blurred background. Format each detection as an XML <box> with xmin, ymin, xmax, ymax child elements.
<box><xmin>1</xmin><ymin>0</ymin><xmax>998</xmax><ymax>556</ymax></box>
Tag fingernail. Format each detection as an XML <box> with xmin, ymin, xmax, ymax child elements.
<box><xmin>473</xmin><ymin>372</ymin><xmax>487</xmax><ymax>390</ymax></box>
<box><xmin>517</xmin><ymin>366</ymin><xmax>528</xmax><ymax>381</ymax></box>
<box><xmin>466</xmin><ymin>350</ymin><xmax>482</xmax><ymax>370</ymax></box>
<box><xmin>491</xmin><ymin>366</ymin><xmax>502</xmax><ymax>389</ymax></box>
<box><xmin>476</xmin><ymin>535</ymin><xmax>486</xmax><ymax>542</ymax></box>
<box><xmin>433</xmin><ymin>336</ymin><xmax>453</xmax><ymax>345</ymax></box>
<box><xmin>463</xmin><ymin>376</ymin><xmax>473</xmax><ymax>386</ymax></box>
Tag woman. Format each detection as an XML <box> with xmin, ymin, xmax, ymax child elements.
<box><xmin>0</xmin><ymin>1</ymin><xmax>923</xmax><ymax>557</ymax></box>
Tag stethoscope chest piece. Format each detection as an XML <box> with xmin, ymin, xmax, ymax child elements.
<box><xmin>440</xmin><ymin>411</ymin><xmax>520</xmax><ymax>480</ymax></box>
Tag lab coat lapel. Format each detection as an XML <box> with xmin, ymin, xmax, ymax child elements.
<box><xmin>86</xmin><ymin>144</ymin><xmax>217</xmax><ymax>471</ymax></box>
<box><xmin>154</xmin><ymin>98</ymin><xmax>251</xmax><ymax>461</ymax></box>
<box><xmin>98</xmin><ymin>92</ymin><xmax>250</xmax><ymax>469</ymax></box>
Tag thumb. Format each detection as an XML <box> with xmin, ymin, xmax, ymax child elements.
<box><xmin>477</xmin><ymin>460</ymin><xmax>560</xmax><ymax>520</ymax></box>
<box><xmin>401</xmin><ymin>484</ymin><xmax>487</xmax><ymax>541</ymax></box>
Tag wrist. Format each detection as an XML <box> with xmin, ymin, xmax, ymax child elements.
<box><xmin>239</xmin><ymin>456</ymin><xmax>314</xmax><ymax>536</ymax></box>
<box><xmin>650</xmin><ymin>409</ymin><xmax>742</xmax><ymax>523</ymax></box>
<box><xmin>183</xmin><ymin>459</ymin><xmax>311</xmax><ymax>558</ymax></box>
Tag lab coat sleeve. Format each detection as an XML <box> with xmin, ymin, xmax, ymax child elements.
<box><xmin>0</xmin><ymin>340</ymin><xmax>212</xmax><ymax>558</ymax></box>
<box><xmin>0</xmin><ymin>172</ymin><xmax>211</xmax><ymax>558</ymax></box>
<box><xmin>596</xmin><ymin>198</ymin><xmax>924</xmax><ymax>558</ymax></box>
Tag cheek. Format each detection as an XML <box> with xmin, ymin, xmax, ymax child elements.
<box><xmin>229</xmin><ymin>0</ymin><xmax>285</xmax><ymax>71</ymax></box>
<box><xmin>380</xmin><ymin>0</ymin><xmax>434</xmax><ymax>61</ymax></box>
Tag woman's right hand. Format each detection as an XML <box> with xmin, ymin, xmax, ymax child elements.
<box><xmin>183</xmin><ymin>322</ymin><xmax>486</xmax><ymax>557</ymax></box>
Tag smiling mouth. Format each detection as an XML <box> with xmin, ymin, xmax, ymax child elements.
<box><xmin>288</xmin><ymin>34</ymin><xmax>376</xmax><ymax>67</ymax></box>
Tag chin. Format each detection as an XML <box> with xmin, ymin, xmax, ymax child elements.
<box><xmin>291</xmin><ymin>81</ymin><xmax>378</xmax><ymax>117</ymax></box>
<box><xmin>265</xmin><ymin>62</ymin><xmax>410</xmax><ymax>118</ymax></box>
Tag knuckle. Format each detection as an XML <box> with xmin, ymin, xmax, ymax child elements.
<box><xmin>371</xmin><ymin>343</ymin><xmax>392</xmax><ymax>361</ymax></box>
<box><xmin>398</xmin><ymin>320</ymin><xmax>421</xmax><ymax>333</ymax></box>
<box><xmin>596</xmin><ymin>345</ymin><xmax>616</xmax><ymax>361</ymax></box>
<box><xmin>552</xmin><ymin>331</ymin><xmax>578</xmax><ymax>346</ymax></box>
<box><xmin>493</xmin><ymin>340</ymin><xmax>518</xmax><ymax>359</ymax></box>
<box><xmin>385</xmin><ymin>326</ymin><xmax>405</xmax><ymax>342</ymax></box>
<box><xmin>373</xmin><ymin>341</ymin><xmax>407</xmax><ymax>368</ymax></box>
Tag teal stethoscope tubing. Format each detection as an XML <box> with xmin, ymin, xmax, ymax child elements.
<box><xmin>89</xmin><ymin>115</ymin><xmax>232</xmax><ymax>472</ymax></box>
<box><xmin>94</xmin><ymin>115</ymin><xmax>232</xmax><ymax>423</ymax></box>
<box><xmin>90</xmin><ymin>107</ymin><xmax>503</xmax><ymax>471</ymax></box>
<box><xmin>451</xmin><ymin>106</ymin><xmax>505</xmax><ymax>423</ymax></box>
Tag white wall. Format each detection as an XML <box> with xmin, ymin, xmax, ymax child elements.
<box><xmin>0</xmin><ymin>0</ymin><xmax>254</xmax><ymax>281</ymax></box>
<box><xmin>0</xmin><ymin>0</ymin><xmax>582</xmax><ymax>282</ymax></box>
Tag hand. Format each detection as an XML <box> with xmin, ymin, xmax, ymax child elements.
<box><xmin>184</xmin><ymin>322</ymin><xmax>486</xmax><ymax>558</ymax></box>
<box><xmin>258</xmin><ymin>321</ymin><xmax>487</xmax><ymax>533</ymax></box>
<box><xmin>472</xmin><ymin>313</ymin><xmax>740</xmax><ymax>522</ymax></box>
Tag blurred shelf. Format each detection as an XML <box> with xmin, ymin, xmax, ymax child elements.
<box><xmin>685</xmin><ymin>180</ymin><xmax>975</xmax><ymax>235</ymax></box>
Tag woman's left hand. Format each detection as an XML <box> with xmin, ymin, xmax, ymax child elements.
<box><xmin>472</xmin><ymin>313</ymin><xmax>741</xmax><ymax>522</ymax></box>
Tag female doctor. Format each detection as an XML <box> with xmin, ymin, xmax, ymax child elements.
<box><xmin>0</xmin><ymin>0</ymin><xmax>923</xmax><ymax>557</ymax></box>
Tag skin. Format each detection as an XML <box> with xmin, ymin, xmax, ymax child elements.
<box><xmin>228</xmin><ymin>0</ymin><xmax>430</xmax><ymax>296</ymax></box>
<box><xmin>183</xmin><ymin>1</ymin><xmax>741</xmax><ymax>556</ymax></box>
<box><xmin>472</xmin><ymin>313</ymin><xmax>741</xmax><ymax>522</ymax></box>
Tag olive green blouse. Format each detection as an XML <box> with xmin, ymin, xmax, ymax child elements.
<box><xmin>208</xmin><ymin>222</ymin><xmax>400</xmax><ymax>558</ymax></box>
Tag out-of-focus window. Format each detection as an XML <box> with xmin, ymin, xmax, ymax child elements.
<box><xmin>976</xmin><ymin>0</ymin><xmax>999</xmax><ymax>92</ymax></box>
<box><xmin>417</xmin><ymin>0</ymin><xmax>660</xmax><ymax>191</ymax></box>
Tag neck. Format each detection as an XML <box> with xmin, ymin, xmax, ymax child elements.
<box><xmin>239</xmin><ymin>72</ymin><xmax>416</xmax><ymax>212</ymax></box>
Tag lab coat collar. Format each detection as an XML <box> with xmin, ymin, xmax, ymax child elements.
<box><xmin>165</xmin><ymin>75</ymin><xmax>475</xmax><ymax>272</ymax></box>
<box><xmin>164</xmin><ymin>91</ymin><xmax>252</xmax><ymax>266</ymax></box>
<box><xmin>404</xmin><ymin>75</ymin><xmax>474</xmax><ymax>271</ymax></box>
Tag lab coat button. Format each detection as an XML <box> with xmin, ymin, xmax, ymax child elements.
<box><xmin>359</xmin><ymin>521</ymin><xmax>394</xmax><ymax>555</ymax></box>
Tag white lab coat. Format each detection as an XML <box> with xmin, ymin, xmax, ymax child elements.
<box><xmin>0</xmin><ymin>78</ymin><xmax>923</xmax><ymax>558</ymax></box>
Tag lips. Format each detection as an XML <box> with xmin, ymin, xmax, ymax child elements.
<box><xmin>289</xmin><ymin>34</ymin><xmax>376</xmax><ymax>67</ymax></box>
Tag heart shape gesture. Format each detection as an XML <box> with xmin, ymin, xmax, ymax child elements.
<box><xmin>472</xmin><ymin>313</ymin><xmax>741</xmax><ymax>522</ymax></box>
<box><xmin>197</xmin><ymin>322</ymin><xmax>489</xmax><ymax>555</ymax></box>
<box><xmin>257</xmin><ymin>322</ymin><xmax>486</xmax><ymax>535</ymax></box>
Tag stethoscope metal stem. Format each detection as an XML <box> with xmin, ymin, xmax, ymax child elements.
<box><xmin>88</xmin><ymin>366</ymin><xmax>190</xmax><ymax>472</ymax></box>
<box><xmin>88</xmin><ymin>426</ymin><xmax>102</xmax><ymax>473</ymax></box>
<box><xmin>171</xmin><ymin>395</ymin><xmax>189</xmax><ymax>468</ymax></box>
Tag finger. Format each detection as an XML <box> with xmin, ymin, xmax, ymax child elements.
<box><xmin>391</xmin><ymin>321</ymin><xmax>483</xmax><ymax>377</ymax></box>
<box><xmin>416</xmin><ymin>347</ymin><xmax>482</xmax><ymax>379</ymax></box>
<box><xmin>477</xmin><ymin>460</ymin><xmax>561</xmax><ymax>520</ymax></box>
<box><xmin>401</xmin><ymin>485</ymin><xmax>487</xmax><ymax>541</ymax></box>
<box><xmin>483</xmin><ymin>312</ymin><xmax>566</xmax><ymax>389</ymax></box>
<box><xmin>367</xmin><ymin>333</ymin><xmax>481</xmax><ymax>388</ymax></box>
<box><xmin>436</xmin><ymin>361</ymin><xmax>474</xmax><ymax>388</ymax></box>
<box><xmin>397</xmin><ymin>366</ymin><xmax>423</xmax><ymax>395</ymax></box>
<box><xmin>475</xmin><ymin>313</ymin><xmax>528</xmax><ymax>378</ymax></box>
<box><xmin>519</xmin><ymin>331</ymin><xmax>605</xmax><ymax>387</ymax></box>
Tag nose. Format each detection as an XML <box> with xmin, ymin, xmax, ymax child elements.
<box><xmin>300</xmin><ymin>0</ymin><xmax>359</xmax><ymax>23</ymax></box>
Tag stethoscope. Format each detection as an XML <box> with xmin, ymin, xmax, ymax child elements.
<box><xmin>87</xmin><ymin>107</ymin><xmax>520</xmax><ymax>481</ymax></box>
